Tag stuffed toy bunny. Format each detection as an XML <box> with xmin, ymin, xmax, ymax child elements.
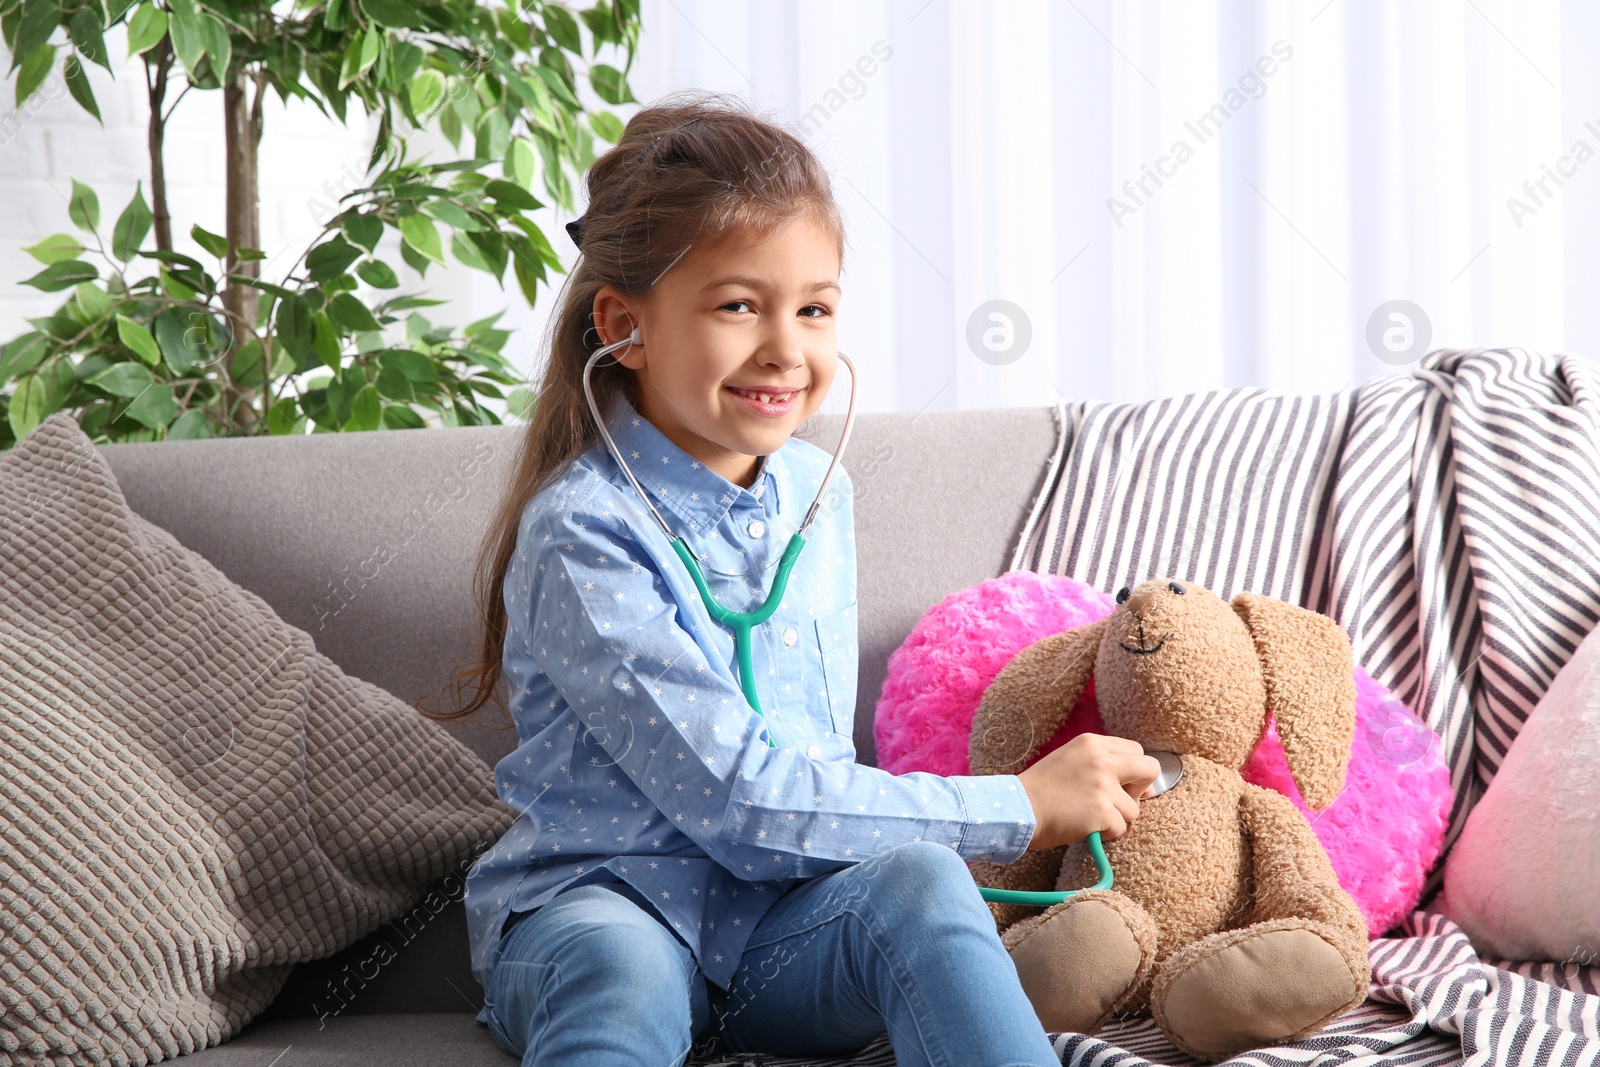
<box><xmin>966</xmin><ymin>577</ymin><xmax>1371</xmax><ymax>1062</ymax></box>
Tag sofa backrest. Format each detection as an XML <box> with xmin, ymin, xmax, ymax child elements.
<box><xmin>98</xmin><ymin>405</ymin><xmax>1059</xmax><ymax>771</ymax></box>
<box><xmin>94</xmin><ymin>409</ymin><xmax>1060</xmax><ymax>1020</ymax></box>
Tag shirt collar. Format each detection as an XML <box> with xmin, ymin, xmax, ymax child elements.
<box><xmin>601</xmin><ymin>391</ymin><xmax>786</xmax><ymax>533</ymax></box>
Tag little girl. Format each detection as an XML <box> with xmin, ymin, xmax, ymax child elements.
<box><xmin>428</xmin><ymin>91</ymin><xmax>1158</xmax><ymax>1067</ymax></box>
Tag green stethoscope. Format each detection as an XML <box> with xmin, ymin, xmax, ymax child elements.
<box><xmin>580</xmin><ymin>326</ymin><xmax>859</xmax><ymax>751</ymax></box>
<box><xmin>581</xmin><ymin>328</ymin><xmax>1183</xmax><ymax>908</ymax></box>
<box><xmin>977</xmin><ymin>751</ymin><xmax>1184</xmax><ymax>906</ymax></box>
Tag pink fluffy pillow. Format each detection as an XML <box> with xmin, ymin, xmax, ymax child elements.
<box><xmin>874</xmin><ymin>571</ymin><xmax>1452</xmax><ymax>938</ymax></box>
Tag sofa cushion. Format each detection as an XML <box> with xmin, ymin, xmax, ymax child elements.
<box><xmin>874</xmin><ymin>571</ymin><xmax>1453</xmax><ymax>937</ymax></box>
<box><xmin>0</xmin><ymin>413</ymin><xmax>516</xmax><ymax>1065</ymax></box>
<box><xmin>1437</xmin><ymin>618</ymin><xmax>1600</xmax><ymax>962</ymax></box>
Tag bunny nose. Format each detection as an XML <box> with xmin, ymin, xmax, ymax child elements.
<box><xmin>1125</xmin><ymin>585</ymin><xmax>1158</xmax><ymax>618</ymax></box>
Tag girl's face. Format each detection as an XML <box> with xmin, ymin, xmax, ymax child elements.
<box><xmin>593</xmin><ymin>213</ymin><xmax>842</xmax><ymax>489</ymax></box>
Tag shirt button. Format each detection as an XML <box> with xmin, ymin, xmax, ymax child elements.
<box><xmin>747</xmin><ymin>519</ymin><xmax>765</xmax><ymax>538</ymax></box>
<box><xmin>783</xmin><ymin>628</ymin><xmax>797</xmax><ymax>647</ymax></box>
<box><xmin>807</xmin><ymin>744</ymin><xmax>821</xmax><ymax>758</ymax></box>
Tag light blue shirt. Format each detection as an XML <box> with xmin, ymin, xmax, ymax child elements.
<box><xmin>463</xmin><ymin>390</ymin><xmax>1037</xmax><ymax>1019</ymax></box>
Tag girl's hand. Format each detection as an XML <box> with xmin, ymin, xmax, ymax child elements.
<box><xmin>1015</xmin><ymin>733</ymin><xmax>1163</xmax><ymax>851</ymax></box>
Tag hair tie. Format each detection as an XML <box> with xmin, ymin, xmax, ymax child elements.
<box><xmin>565</xmin><ymin>216</ymin><xmax>585</xmax><ymax>249</ymax></box>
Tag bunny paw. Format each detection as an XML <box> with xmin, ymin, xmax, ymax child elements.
<box><xmin>1001</xmin><ymin>889</ymin><xmax>1157</xmax><ymax>1034</ymax></box>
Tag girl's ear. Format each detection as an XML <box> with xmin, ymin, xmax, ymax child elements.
<box><xmin>592</xmin><ymin>286</ymin><xmax>644</xmax><ymax>356</ymax></box>
<box><xmin>969</xmin><ymin>618</ymin><xmax>1107</xmax><ymax>776</ymax></box>
<box><xmin>1230</xmin><ymin>592</ymin><xmax>1357</xmax><ymax>810</ymax></box>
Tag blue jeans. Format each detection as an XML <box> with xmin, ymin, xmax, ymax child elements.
<box><xmin>482</xmin><ymin>839</ymin><xmax>1061</xmax><ymax>1066</ymax></box>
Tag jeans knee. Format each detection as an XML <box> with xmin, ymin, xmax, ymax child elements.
<box><xmin>554</xmin><ymin>920</ymin><xmax>687</xmax><ymax>996</ymax></box>
<box><xmin>866</xmin><ymin>840</ymin><xmax>984</xmax><ymax>913</ymax></box>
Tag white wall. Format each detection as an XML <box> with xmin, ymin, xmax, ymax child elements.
<box><xmin>4</xmin><ymin>1</ymin><xmax>1600</xmax><ymax>422</ymax></box>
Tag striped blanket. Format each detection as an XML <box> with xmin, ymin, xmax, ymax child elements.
<box><xmin>692</xmin><ymin>348</ymin><xmax>1600</xmax><ymax>1067</ymax></box>
<box><xmin>698</xmin><ymin>912</ymin><xmax>1600</xmax><ymax>1066</ymax></box>
<box><xmin>1003</xmin><ymin>346</ymin><xmax>1600</xmax><ymax>1065</ymax></box>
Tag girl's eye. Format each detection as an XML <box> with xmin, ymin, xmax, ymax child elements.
<box><xmin>719</xmin><ymin>300</ymin><xmax>752</xmax><ymax>314</ymax></box>
<box><xmin>798</xmin><ymin>305</ymin><xmax>829</xmax><ymax>318</ymax></box>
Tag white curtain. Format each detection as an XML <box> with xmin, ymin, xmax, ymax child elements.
<box><xmin>541</xmin><ymin>0</ymin><xmax>1593</xmax><ymax>418</ymax></box>
<box><xmin>12</xmin><ymin>1</ymin><xmax>1594</xmax><ymax>418</ymax></box>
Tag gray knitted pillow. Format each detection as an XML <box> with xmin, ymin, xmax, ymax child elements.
<box><xmin>0</xmin><ymin>413</ymin><xmax>515</xmax><ymax>1065</ymax></box>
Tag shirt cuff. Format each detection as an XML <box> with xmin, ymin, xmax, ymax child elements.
<box><xmin>948</xmin><ymin>773</ymin><xmax>1036</xmax><ymax>864</ymax></box>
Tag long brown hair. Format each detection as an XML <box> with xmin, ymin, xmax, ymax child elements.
<box><xmin>419</xmin><ymin>90</ymin><xmax>846</xmax><ymax>726</ymax></box>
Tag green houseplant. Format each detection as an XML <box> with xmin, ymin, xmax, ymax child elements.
<box><xmin>0</xmin><ymin>0</ymin><xmax>642</xmax><ymax>448</ymax></box>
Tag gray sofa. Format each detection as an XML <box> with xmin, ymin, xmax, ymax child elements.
<box><xmin>95</xmin><ymin>405</ymin><xmax>1060</xmax><ymax>1064</ymax></box>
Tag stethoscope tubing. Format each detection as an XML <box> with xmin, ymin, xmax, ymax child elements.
<box><xmin>578</xmin><ymin>334</ymin><xmax>1110</xmax><ymax>906</ymax></box>
<box><xmin>579</xmin><ymin>333</ymin><xmax>860</xmax><ymax>747</ymax></box>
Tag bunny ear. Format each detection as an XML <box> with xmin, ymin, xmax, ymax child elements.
<box><xmin>969</xmin><ymin>617</ymin><xmax>1108</xmax><ymax>777</ymax></box>
<box><xmin>1230</xmin><ymin>591</ymin><xmax>1357</xmax><ymax>810</ymax></box>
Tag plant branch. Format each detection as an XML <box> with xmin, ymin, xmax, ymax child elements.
<box><xmin>144</xmin><ymin>40</ymin><xmax>175</xmax><ymax>253</ymax></box>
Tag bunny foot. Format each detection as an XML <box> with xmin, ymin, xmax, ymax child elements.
<box><xmin>1150</xmin><ymin>918</ymin><xmax>1368</xmax><ymax>1062</ymax></box>
<box><xmin>1001</xmin><ymin>889</ymin><xmax>1157</xmax><ymax>1034</ymax></box>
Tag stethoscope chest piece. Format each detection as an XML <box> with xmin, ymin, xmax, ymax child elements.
<box><xmin>1141</xmin><ymin>749</ymin><xmax>1184</xmax><ymax>799</ymax></box>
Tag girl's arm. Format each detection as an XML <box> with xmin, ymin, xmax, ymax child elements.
<box><xmin>513</xmin><ymin>478</ymin><xmax>1038</xmax><ymax>883</ymax></box>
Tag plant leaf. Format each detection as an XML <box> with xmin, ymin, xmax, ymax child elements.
<box><xmin>123</xmin><ymin>381</ymin><xmax>178</xmax><ymax>428</ymax></box>
<box><xmin>12</xmin><ymin>0</ymin><xmax>60</xmax><ymax>65</ymax></box>
<box><xmin>274</xmin><ymin>293</ymin><xmax>314</xmax><ymax>366</ymax></box>
<box><xmin>167</xmin><ymin>409</ymin><xmax>210</xmax><ymax>439</ymax></box>
<box><xmin>381</xmin><ymin>403</ymin><xmax>426</xmax><ymax>429</ymax></box>
<box><xmin>116</xmin><ymin>314</ymin><xmax>162</xmax><ymax>366</ymax></box>
<box><xmin>357</xmin><ymin>26</ymin><xmax>381</xmax><ymax>77</ymax></box>
<box><xmin>380</xmin><ymin>347</ymin><xmax>438</xmax><ymax>382</ymax></box>
<box><xmin>152</xmin><ymin>307</ymin><xmax>205</xmax><ymax>374</ymax></box>
<box><xmin>267</xmin><ymin>395</ymin><xmax>301</xmax><ymax>435</ymax></box>
<box><xmin>225</xmin><ymin>272</ymin><xmax>295</xmax><ymax>300</ymax></box>
<box><xmin>68</xmin><ymin>178</ymin><xmax>100</xmax><ymax>232</ymax></box>
<box><xmin>590</xmin><ymin>109</ymin><xmax>624</xmax><ymax>144</ymax></box>
<box><xmin>507</xmin><ymin>137</ymin><xmax>536</xmax><ymax>189</ymax></box>
<box><xmin>588</xmin><ymin>64</ymin><xmax>634</xmax><ymax>106</ymax></box>
<box><xmin>8</xmin><ymin>373</ymin><xmax>48</xmax><ymax>440</ymax></box>
<box><xmin>397</xmin><ymin>213</ymin><xmax>444</xmax><ymax>265</ymax></box>
<box><xmin>63</xmin><ymin>53</ymin><xmax>102</xmax><ymax>122</ymax></box>
<box><xmin>355</xmin><ymin>259</ymin><xmax>399</xmax><ymax>288</ymax></box>
<box><xmin>23</xmin><ymin>234</ymin><xmax>86</xmax><ymax>265</ymax></box>
<box><xmin>112</xmin><ymin>183</ymin><xmax>153</xmax><ymax>261</ymax></box>
<box><xmin>312</xmin><ymin>310</ymin><xmax>341</xmax><ymax>370</ymax></box>
<box><xmin>191</xmin><ymin>223</ymin><xmax>230</xmax><ymax>259</ymax></box>
<box><xmin>201</xmin><ymin>14</ymin><xmax>229</xmax><ymax>79</ymax></box>
<box><xmin>22</xmin><ymin>260</ymin><xmax>98</xmax><ymax>291</ymax></box>
<box><xmin>167</xmin><ymin>0</ymin><xmax>207</xmax><ymax>81</ymax></box>
<box><xmin>71</xmin><ymin>280</ymin><xmax>112</xmax><ymax>322</ymax></box>
<box><xmin>420</xmin><ymin>199</ymin><xmax>481</xmax><ymax>231</ymax></box>
<box><xmin>0</xmin><ymin>331</ymin><xmax>51</xmax><ymax>384</ymax></box>
<box><xmin>159</xmin><ymin>265</ymin><xmax>197</xmax><ymax>300</ymax></box>
<box><xmin>408</xmin><ymin>68</ymin><xmax>444</xmax><ymax>116</ymax></box>
<box><xmin>360</xmin><ymin>0</ymin><xmax>420</xmax><ymax>29</ymax></box>
<box><xmin>13</xmin><ymin>43</ymin><xmax>54</xmax><ymax>109</ymax></box>
<box><xmin>305</xmin><ymin>236</ymin><xmax>362</xmax><ymax>281</ymax></box>
<box><xmin>484</xmin><ymin>178</ymin><xmax>542</xmax><ymax>211</ymax></box>
<box><xmin>326</xmin><ymin>292</ymin><xmax>383</xmax><ymax>332</ymax></box>
<box><xmin>126</xmin><ymin>4</ymin><xmax>168</xmax><ymax>56</ymax></box>
<box><xmin>88</xmin><ymin>361</ymin><xmax>154</xmax><ymax>398</ymax></box>
<box><xmin>139</xmin><ymin>249</ymin><xmax>204</xmax><ymax>270</ymax></box>
<box><xmin>542</xmin><ymin>5</ymin><xmax>581</xmax><ymax>53</ymax></box>
<box><xmin>343</xmin><ymin>384</ymin><xmax>381</xmax><ymax>431</ymax></box>
<box><xmin>343</xmin><ymin>213</ymin><xmax>383</xmax><ymax>252</ymax></box>
<box><xmin>66</xmin><ymin>7</ymin><xmax>110</xmax><ymax>71</ymax></box>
